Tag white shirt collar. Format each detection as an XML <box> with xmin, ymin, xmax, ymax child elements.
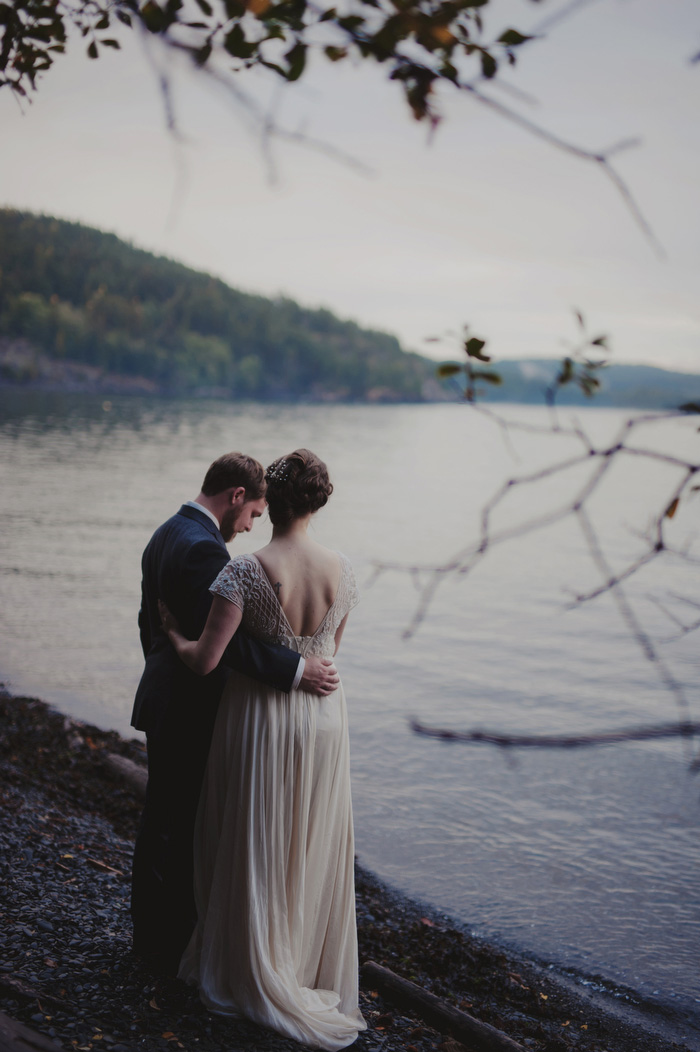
<box><xmin>184</xmin><ymin>500</ymin><xmax>220</xmax><ymax>529</ymax></box>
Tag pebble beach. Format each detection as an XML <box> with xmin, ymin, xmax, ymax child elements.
<box><xmin>0</xmin><ymin>688</ymin><xmax>696</xmax><ymax>1052</ymax></box>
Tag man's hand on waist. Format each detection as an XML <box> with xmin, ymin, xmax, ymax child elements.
<box><xmin>299</xmin><ymin>656</ymin><xmax>340</xmax><ymax>696</ymax></box>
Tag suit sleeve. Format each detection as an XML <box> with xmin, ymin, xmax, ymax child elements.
<box><xmin>186</xmin><ymin>544</ymin><xmax>301</xmax><ymax>694</ymax></box>
<box><xmin>222</xmin><ymin>632</ymin><xmax>301</xmax><ymax>694</ymax></box>
<box><xmin>138</xmin><ymin>546</ymin><xmax>154</xmax><ymax>659</ymax></box>
<box><xmin>138</xmin><ymin>599</ymin><xmax>150</xmax><ymax>659</ymax></box>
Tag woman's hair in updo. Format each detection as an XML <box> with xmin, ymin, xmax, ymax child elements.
<box><xmin>265</xmin><ymin>449</ymin><xmax>333</xmax><ymax>527</ymax></box>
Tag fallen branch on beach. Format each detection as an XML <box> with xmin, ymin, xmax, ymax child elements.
<box><xmin>411</xmin><ymin>720</ymin><xmax>700</xmax><ymax>761</ymax></box>
<box><xmin>102</xmin><ymin>752</ymin><xmax>147</xmax><ymax>797</ymax></box>
<box><xmin>361</xmin><ymin>961</ymin><xmax>525</xmax><ymax>1052</ymax></box>
<box><xmin>0</xmin><ymin>1009</ymin><xmax>59</xmax><ymax>1052</ymax></box>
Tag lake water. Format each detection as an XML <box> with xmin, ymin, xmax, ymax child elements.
<box><xmin>1</xmin><ymin>390</ymin><xmax>698</xmax><ymax>1038</ymax></box>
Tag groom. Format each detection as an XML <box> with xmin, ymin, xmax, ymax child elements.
<box><xmin>131</xmin><ymin>451</ymin><xmax>339</xmax><ymax>974</ymax></box>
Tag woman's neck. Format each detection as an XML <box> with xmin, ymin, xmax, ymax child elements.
<box><xmin>270</xmin><ymin>515</ymin><xmax>313</xmax><ymax>542</ymax></box>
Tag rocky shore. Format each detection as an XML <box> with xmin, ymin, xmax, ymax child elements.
<box><xmin>0</xmin><ymin>688</ymin><xmax>696</xmax><ymax>1052</ymax></box>
<box><xmin>0</xmin><ymin>339</ymin><xmax>160</xmax><ymax>395</ymax></box>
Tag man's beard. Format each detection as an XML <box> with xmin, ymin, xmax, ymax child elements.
<box><xmin>219</xmin><ymin>506</ymin><xmax>241</xmax><ymax>543</ymax></box>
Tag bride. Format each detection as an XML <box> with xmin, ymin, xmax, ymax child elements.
<box><xmin>160</xmin><ymin>448</ymin><xmax>366</xmax><ymax>1051</ymax></box>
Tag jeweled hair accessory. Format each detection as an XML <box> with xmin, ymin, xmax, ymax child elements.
<box><xmin>265</xmin><ymin>459</ymin><xmax>290</xmax><ymax>483</ymax></box>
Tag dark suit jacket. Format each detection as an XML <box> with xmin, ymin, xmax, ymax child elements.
<box><xmin>131</xmin><ymin>504</ymin><xmax>300</xmax><ymax>733</ymax></box>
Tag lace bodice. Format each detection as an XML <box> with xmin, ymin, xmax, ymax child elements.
<box><xmin>210</xmin><ymin>552</ymin><xmax>359</xmax><ymax>658</ymax></box>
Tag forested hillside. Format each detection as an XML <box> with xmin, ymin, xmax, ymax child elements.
<box><xmin>0</xmin><ymin>209</ymin><xmax>433</xmax><ymax>401</ymax></box>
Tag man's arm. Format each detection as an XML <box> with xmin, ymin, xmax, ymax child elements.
<box><xmin>222</xmin><ymin>631</ymin><xmax>300</xmax><ymax>693</ymax></box>
<box><xmin>222</xmin><ymin>632</ymin><xmax>339</xmax><ymax>695</ymax></box>
<box><xmin>138</xmin><ymin>547</ymin><xmax>154</xmax><ymax>659</ymax></box>
<box><xmin>138</xmin><ymin>598</ymin><xmax>150</xmax><ymax>659</ymax></box>
<box><xmin>298</xmin><ymin>657</ymin><xmax>339</xmax><ymax>695</ymax></box>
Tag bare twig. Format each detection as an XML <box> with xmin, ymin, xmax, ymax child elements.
<box><xmin>650</xmin><ymin>594</ymin><xmax>700</xmax><ymax>643</ymax></box>
<box><xmin>374</xmin><ymin>403</ymin><xmax>699</xmax><ymax>764</ymax></box>
<box><xmin>159</xmin><ymin>38</ymin><xmax>374</xmax><ymax>180</ymax></box>
<box><xmin>460</xmin><ymin>83</ymin><xmax>664</xmax><ymax>258</ymax></box>
<box><xmin>531</xmin><ymin>0</ymin><xmax>602</xmax><ymax>36</ymax></box>
<box><xmin>411</xmin><ymin>719</ymin><xmax>700</xmax><ymax>752</ymax></box>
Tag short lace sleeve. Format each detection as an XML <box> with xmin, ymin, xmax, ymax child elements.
<box><xmin>339</xmin><ymin>553</ymin><xmax>359</xmax><ymax>617</ymax></box>
<box><xmin>209</xmin><ymin>555</ymin><xmax>257</xmax><ymax>611</ymax></box>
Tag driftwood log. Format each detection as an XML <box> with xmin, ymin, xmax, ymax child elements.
<box><xmin>361</xmin><ymin>960</ymin><xmax>525</xmax><ymax>1052</ymax></box>
<box><xmin>102</xmin><ymin>752</ymin><xmax>147</xmax><ymax>797</ymax></box>
<box><xmin>0</xmin><ymin>976</ymin><xmax>64</xmax><ymax>1014</ymax></box>
<box><xmin>0</xmin><ymin>1011</ymin><xmax>58</xmax><ymax>1052</ymax></box>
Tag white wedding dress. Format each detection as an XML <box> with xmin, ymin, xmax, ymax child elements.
<box><xmin>179</xmin><ymin>552</ymin><xmax>366</xmax><ymax>1051</ymax></box>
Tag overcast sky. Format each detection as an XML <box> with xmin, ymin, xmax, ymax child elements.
<box><xmin>1</xmin><ymin>0</ymin><xmax>699</xmax><ymax>371</ymax></box>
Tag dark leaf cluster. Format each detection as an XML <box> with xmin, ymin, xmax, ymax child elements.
<box><xmin>1</xmin><ymin>0</ymin><xmax>538</xmax><ymax>121</ymax></box>
<box><xmin>544</xmin><ymin>310</ymin><xmax>609</xmax><ymax>407</ymax></box>
<box><xmin>437</xmin><ymin>324</ymin><xmax>502</xmax><ymax>402</ymax></box>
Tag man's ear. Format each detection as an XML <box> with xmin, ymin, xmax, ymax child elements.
<box><xmin>229</xmin><ymin>486</ymin><xmax>246</xmax><ymax>506</ymax></box>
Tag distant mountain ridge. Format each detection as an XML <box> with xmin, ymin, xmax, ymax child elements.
<box><xmin>0</xmin><ymin>208</ymin><xmax>697</xmax><ymax>408</ymax></box>
<box><xmin>469</xmin><ymin>358</ymin><xmax>700</xmax><ymax>410</ymax></box>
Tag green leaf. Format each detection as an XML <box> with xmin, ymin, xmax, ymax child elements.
<box><xmin>140</xmin><ymin>1</ymin><xmax>167</xmax><ymax>32</ymax></box>
<box><xmin>318</xmin><ymin>6</ymin><xmax>336</xmax><ymax>20</ymax></box>
<box><xmin>95</xmin><ymin>15</ymin><xmax>110</xmax><ymax>29</ymax></box>
<box><xmin>117</xmin><ymin>10</ymin><xmax>132</xmax><ymax>25</ymax></box>
<box><xmin>436</xmin><ymin>363</ymin><xmax>462</xmax><ymax>378</ymax></box>
<box><xmin>471</xmin><ymin>369</ymin><xmax>502</xmax><ymax>384</ymax></box>
<box><xmin>337</xmin><ymin>14</ymin><xmax>364</xmax><ymax>30</ymax></box>
<box><xmin>194</xmin><ymin>40</ymin><xmax>212</xmax><ymax>65</ymax></box>
<box><xmin>194</xmin><ymin>0</ymin><xmax>213</xmax><ymax>14</ymax></box>
<box><xmin>87</xmin><ymin>39</ymin><xmax>98</xmax><ymax>58</ymax></box>
<box><xmin>260</xmin><ymin>57</ymin><xmax>286</xmax><ymax>76</ymax></box>
<box><xmin>285</xmin><ymin>40</ymin><xmax>306</xmax><ymax>80</ymax></box>
<box><xmin>324</xmin><ymin>45</ymin><xmax>347</xmax><ymax>61</ymax></box>
<box><xmin>440</xmin><ymin>59</ymin><xmax>458</xmax><ymax>83</ymax></box>
<box><xmin>480</xmin><ymin>49</ymin><xmax>496</xmax><ymax>78</ymax></box>
<box><xmin>580</xmin><ymin>376</ymin><xmax>600</xmax><ymax>396</ymax></box>
<box><xmin>25</xmin><ymin>25</ymin><xmax>53</xmax><ymax>40</ymax></box>
<box><xmin>498</xmin><ymin>28</ymin><xmax>533</xmax><ymax>48</ymax></box>
<box><xmin>464</xmin><ymin>337</ymin><xmax>489</xmax><ymax>361</ymax></box>
<box><xmin>557</xmin><ymin>357</ymin><xmax>573</xmax><ymax>384</ymax></box>
<box><xmin>224</xmin><ymin>23</ymin><xmax>257</xmax><ymax>58</ymax></box>
<box><xmin>101</xmin><ymin>38</ymin><xmax>121</xmax><ymax>48</ymax></box>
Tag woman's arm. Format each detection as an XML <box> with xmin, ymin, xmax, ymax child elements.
<box><xmin>160</xmin><ymin>595</ymin><xmax>243</xmax><ymax>676</ymax></box>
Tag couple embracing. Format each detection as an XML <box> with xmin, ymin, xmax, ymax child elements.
<box><xmin>130</xmin><ymin>449</ymin><xmax>366</xmax><ymax>1051</ymax></box>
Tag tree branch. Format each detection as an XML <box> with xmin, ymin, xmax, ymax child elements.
<box><xmin>459</xmin><ymin>82</ymin><xmax>665</xmax><ymax>258</ymax></box>
<box><xmin>411</xmin><ymin>719</ymin><xmax>700</xmax><ymax>754</ymax></box>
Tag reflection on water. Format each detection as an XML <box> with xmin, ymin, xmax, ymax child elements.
<box><xmin>1</xmin><ymin>389</ymin><xmax>699</xmax><ymax>1027</ymax></box>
